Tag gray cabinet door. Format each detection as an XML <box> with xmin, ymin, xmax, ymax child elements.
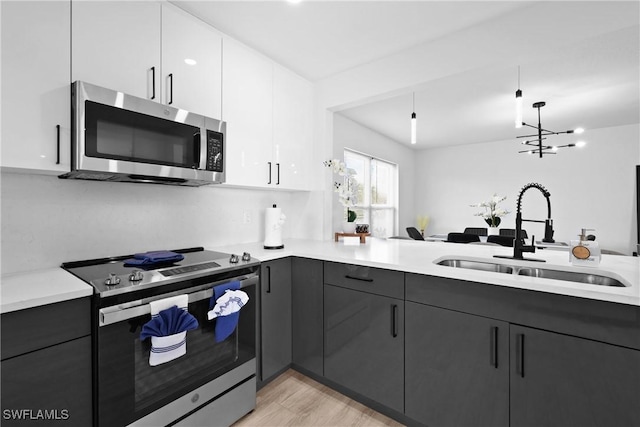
<box><xmin>510</xmin><ymin>325</ymin><xmax>640</xmax><ymax>427</ymax></box>
<box><xmin>260</xmin><ymin>257</ymin><xmax>292</xmax><ymax>381</ymax></box>
<box><xmin>405</xmin><ymin>302</ymin><xmax>509</xmax><ymax>427</ymax></box>
<box><xmin>324</xmin><ymin>284</ymin><xmax>404</xmax><ymax>413</ymax></box>
<box><xmin>292</xmin><ymin>257</ymin><xmax>324</xmax><ymax>376</ymax></box>
<box><xmin>1</xmin><ymin>336</ymin><xmax>92</xmax><ymax>426</ymax></box>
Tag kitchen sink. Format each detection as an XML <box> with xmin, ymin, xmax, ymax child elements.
<box><xmin>517</xmin><ymin>267</ymin><xmax>626</xmax><ymax>287</ymax></box>
<box><xmin>435</xmin><ymin>257</ymin><xmax>628</xmax><ymax>287</ymax></box>
<box><xmin>436</xmin><ymin>259</ymin><xmax>513</xmax><ymax>274</ymax></box>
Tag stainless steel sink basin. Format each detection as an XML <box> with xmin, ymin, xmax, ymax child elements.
<box><xmin>436</xmin><ymin>258</ymin><xmax>628</xmax><ymax>287</ymax></box>
<box><xmin>436</xmin><ymin>259</ymin><xmax>513</xmax><ymax>274</ymax></box>
<box><xmin>517</xmin><ymin>267</ymin><xmax>626</xmax><ymax>287</ymax></box>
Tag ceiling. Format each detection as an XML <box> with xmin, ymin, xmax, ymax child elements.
<box><xmin>172</xmin><ymin>1</ymin><xmax>640</xmax><ymax>149</ymax></box>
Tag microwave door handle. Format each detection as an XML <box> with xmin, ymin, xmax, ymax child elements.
<box><xmin>193</xmin><ymin>132</ymin><xmax>201</xmax><ymax>169</ymax></box>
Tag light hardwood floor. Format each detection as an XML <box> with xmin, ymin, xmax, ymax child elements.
<box><xmin>233</xmin><ymin>370</ymin><xmax>405</xmax><ymax>427</ymax></box>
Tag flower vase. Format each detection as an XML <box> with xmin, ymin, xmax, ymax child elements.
<box><xmin>342</xmin><ymin>221</ymin><xmax>357</xmax><ymax>233</ymax></box>
<box><xmin>488</xmin><ymin>227</ymin><xmax>500</xmax><ymax>236</ymax></box>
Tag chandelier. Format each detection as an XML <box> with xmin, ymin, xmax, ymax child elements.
<box><xmin>517</xmin><ymin>101</ymin><xmax>585</xmax><ymax>158</ymax></box>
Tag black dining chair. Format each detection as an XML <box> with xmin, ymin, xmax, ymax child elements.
<box><xmin>487</xmin><ymin>235</ymin><xmax>515</xmax><ymax>247</ymax></box>
<box><xmin>446</xmin><ymin>232</ymin><xmax>481</xmax><ymax>244</ymax></box>
<box><xmin>406</xmin><ymin>227</ymin><xmax>424</xmax><ymax>240</ymax></box>
<box><xmin>499</xmin><ymin>228</ymin><xmax>528</xmax><ymax>239</ymax></box>
<box><xmin>463</xmin><ymin>227</ymin><xmax>488</xmax><ymax>236</ymax></box>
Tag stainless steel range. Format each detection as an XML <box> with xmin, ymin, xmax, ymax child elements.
<box><xmin>62</xmin><ymin>247</ymin><xmax>260</xmax><ymax>427</ymax></box>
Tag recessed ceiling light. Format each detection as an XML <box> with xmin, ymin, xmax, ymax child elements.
<box><xmin>576</xmin><ymin>141</ymin><xmax>586</xmax><ymax>148</ymax></box>
<box><xmin>574</xmin><ymin>127</ymin><xmax>584</xmax><ymax>134</ymax></box>
<box><xmin>287</xmin><ymin>0</ymin><xmax>302</xmax><ymax>4</ymax></box>
<box><xmin>184</xmin><ymin>58</ymin><xmax>197</xmax><ymax>66</ymax></box>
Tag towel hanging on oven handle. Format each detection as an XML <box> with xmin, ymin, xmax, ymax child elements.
<box><xmin>99</xmin><ymin>274</ymin><xmax>258</xmax><ymax>327</ymax></box>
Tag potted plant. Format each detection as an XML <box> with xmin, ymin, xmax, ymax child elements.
<box><xmin>324</xmin><ymin>159</ymin><xmax>358</xmax><ymax>233</ymax></box>
<box><xmin>470</xmin><ymin>193</ymin><xmax>510</xmax><ymax>235</ymax></box>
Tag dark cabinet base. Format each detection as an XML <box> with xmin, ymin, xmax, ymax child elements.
<box><xmin>1</xmin><ymin>336</ymin><xmax>92</xmax><ymax>426</ymax></box>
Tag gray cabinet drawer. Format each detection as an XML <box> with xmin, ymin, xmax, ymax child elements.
<box><xmin>1</xmin><ymin>297</ymin><xmax>91</xmax><ymax>360</ymax></box>
<box><xmin>323</xmin><ymin>262</ymin><xmax>403</xmax><ymax>299</ymax></box>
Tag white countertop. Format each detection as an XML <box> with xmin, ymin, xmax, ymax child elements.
<box><xmin>3</xmin><ymin>238</ymin><xmax>638</xmax><ymax>313</ymax></box>
<box><xmin>211</xmin><ymin>238</ymin><xmax>640</xmax><ymax>307</ymax></box>
<box><xmin>0</xmin><ymin>268</ymin><xmax>94</xmax><ymax>314</ymax></box>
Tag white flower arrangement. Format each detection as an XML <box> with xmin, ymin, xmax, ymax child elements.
<box><xmin>470</xmin><ymin>193</ymin><xmax>510</xmax><ymax>227</ymax></box>
<box><xmin>324</xmin><ymin>159</ymin><xmax>358</xmax><ymax>222</ymax></box>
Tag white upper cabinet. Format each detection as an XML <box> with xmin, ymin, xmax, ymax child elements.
<box><xmin>273</xmin><ymin>64</ymin><xmax>314</xmax><ymax>191</ymax></box>
<box><xmin>161</xmin><ymin>4</ymin><xmax>222</xmax><ymax>118</ymax></box>
<box><xmin>222</xmin><ymin>37</ymin><xmax>274</xmax><ymax>188</ymax></box>
<box><xmin>1</xmin><ymin>1</ymin><xmax>71</xmax><ymax>173</ymax></box>
<box><xmin>223</xmin><ymin>37</ymin><xmax>314</xmax><ymax>190</ymax></box>
<box><xmin>71</xmin><ymin>1</ymin><xmax>222</xmax><ymax>117</ymax></box>
<box><xmin>72</xmin><ymin>1</ymin><xmax>161</xmax><ymax>100</ymax></box>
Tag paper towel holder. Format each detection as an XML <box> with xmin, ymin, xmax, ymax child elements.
<box><xmin>264</xmin><ymin>204</ymin><xmax>285</xmax><ymax>250</ymax></box>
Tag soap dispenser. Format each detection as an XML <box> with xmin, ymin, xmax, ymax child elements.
<box><xmin>569</xmin><ymin>228</ymin><xmax>601</xmax><ymax>267</ymax></box>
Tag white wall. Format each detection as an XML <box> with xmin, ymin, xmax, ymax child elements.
<box><xmin>414</xmin><ymin>123</ymin><xmax>639</xmax><ymax>254</ymax></box>
<box><xmin>332</xmin><ymin>114</ymin><xmax>415</xmax><ymax>236</ymax></box>
<box><xmin>0</xmin><ymin>172</ymin><xmax>323</xmax><ymax>274</ymax></box>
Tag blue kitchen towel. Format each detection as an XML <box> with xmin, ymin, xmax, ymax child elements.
<box><xmin>124</xmin><ymin>251</ymin><xmax>184</xmax><ymax>266</ymax></box>
<box><xmin>209</xmin><ymin>281</ymin><xmax>241</xmax><ymax>343</ymax></box>
<box><xmin>140</xmin><ymin>305</ymin><xmax>199</xmax><ymax>340</ymax></box>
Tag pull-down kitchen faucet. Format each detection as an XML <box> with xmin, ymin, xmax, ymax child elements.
<box><xmin>496</xmin><ymin>182</ymin><xmax>555</xmax><ymax>262</ymax></box>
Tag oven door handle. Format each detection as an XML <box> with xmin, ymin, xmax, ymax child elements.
<box><xmin>99</xmin><ymin>275</ymin><xmax>258</xmax><ymax>327</ymax></box>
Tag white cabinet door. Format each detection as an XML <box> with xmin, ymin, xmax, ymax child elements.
<box><xmin>161</xmin><ymin>4</ymin><xmax>222</xmax><ymax>118</ymax></box>
<box><xmin>1</xmin><ymin>1</ymin><xmax>71</xmax><ymax>173</ymax></box>
<box><xmin>71</xmin><ymin>1</ymin><xmax>161</xmax><ymax>100</ymax></box>
<box><xmin>273</xmin><ymin>64</ymin><xmax>314</xmax><ymax>190</ymax></box>
<box><xmin>222</xmin><ymin>37</ymin><xmax>273</xmax><ymax>188</ymax></box>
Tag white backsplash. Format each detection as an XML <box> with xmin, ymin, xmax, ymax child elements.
<box><xmin>0</xmin><ymin>172</ymin><xmax>324</xmax><ymax>275</ymax></box>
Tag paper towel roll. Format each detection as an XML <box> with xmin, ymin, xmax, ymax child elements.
<box><xmin>264</xmin><ymin>205</ymin><xmax>285</xmax><ymax>249</ymax></box>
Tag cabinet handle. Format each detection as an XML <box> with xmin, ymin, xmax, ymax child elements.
<box><xmin>490</xmin><ymin>326</ymin><xmax>498</xmax><ymax>368</ymax></box>
<box><xmin>276</xmin><ymin>163</ymin><xmax>280</xmax><ymax>185</ymax></box>
<box><xmin>56</xmin><ymin>125</ymin><xmax>61</xmax><ymax>165</ymax></box>
<box><xmin>344</xmin><ymin>274</ymin><xmax>373</xmax><ymax>282</ymax></box>
<box><xmin>150</xmin><ymin>66</ymin><xmax>156</xmax><ymax>100</ymax></box>
<box><xmin>265</xmin><ymin>266</ymin><xmax>271</xmax><ymax>294</ymax></box>
<box><xmin>267</xmin><ymin>162</ymin><xmax>272</xmax><ymax>184</ymax></box>
<box><xmin>168</xmin><ymin>73</ymin><xmax>173</xmax><ymax>105</ymax></box>
<box><xmin>516</xmin><ymin>333</ymin><xmax>525</xmax><ymax>378</ymax></box>
<box><xmin>391</xmin><ymin>304</ymin><xmax>399</xmax><ymax>338</ymax></box>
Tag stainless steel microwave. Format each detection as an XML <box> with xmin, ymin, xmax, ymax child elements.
<box><xmin>59</xmin><ymin>81</ymin><xmax>225</xmax><ymax>186</ymax></box>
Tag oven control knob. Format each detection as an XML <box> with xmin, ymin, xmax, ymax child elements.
<box><xmin>242</xmin><ymin>252</ymin><xmax>251</xmax><ymax>262</ymax></box>
<box><xmin>229</xmin><ymin>254</ymin><xmax>239</xmax><ymax>264</ymax></box>
<box><xmin>129</xmin><ymin>270</ymin><xmax>144</xmax><ymax>282</ymax></box>
<box><xmin>105</xmin><ymin>273</ymin><xmax>121</xmax><ymax>286</ymax></box>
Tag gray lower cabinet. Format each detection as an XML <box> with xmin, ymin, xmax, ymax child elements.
<box><xmin>405</xmin><ymin>302</ymin><xmax>509</xmax><ymax>427</ymax></box>
<box><xmin>260</xmin><ymin>257</ymin><xmax>292</xmax><ymax>382</ymax></box>
<box><xmin>291</xmin><ymin>257</ymin><xmax>324</xmax><ymax>376</ymax></box>
<box><xmin>510</xmin><ymin>324</ymin><xmax>640</xmax><ymax>427</ymax></box>
<box><xmin>0</xmin><ymin>297</ymin><xmax>92</xmax><ymax>426</ymax></box>
<box><xmin>323</xmin><ymin>279</ymin><xmax>404</xmax><ymax>413</ymax></box>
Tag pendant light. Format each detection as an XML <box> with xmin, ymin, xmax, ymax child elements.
<box><xmin>517</xmin><ymin>101</ymin><xmax>586</xmax><ymax>157</ymax></box>
<box><xmin>411</xmin><ymin>92</ymin><xmax>417</xmax><ymax>144</ymax></box>
<box><xmin>515</xmin><ymin>66</ymin><xmax>523</xmax><ymax>129</ymax></box>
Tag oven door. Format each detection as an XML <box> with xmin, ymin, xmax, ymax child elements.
<box><xmin>96</xmin><ymin>276</ymin><xmax>257</xmax><ymax>426</ymax></box>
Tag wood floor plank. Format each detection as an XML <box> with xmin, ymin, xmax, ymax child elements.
<box><xmin>233</xmin><ymin>370</ymin><xmax>404</xmax><ymax>427</ymax></box>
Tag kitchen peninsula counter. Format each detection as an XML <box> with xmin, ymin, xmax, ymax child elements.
<box><xmin>212</xmin><ymin>238</ymin><xmax>640</xmax><ymax>307</ymax></box>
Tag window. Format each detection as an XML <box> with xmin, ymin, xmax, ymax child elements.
<box><xmin>344</xmin><ymin>149</ymin><xmax>398</xmax><ymax>238</ymax></box>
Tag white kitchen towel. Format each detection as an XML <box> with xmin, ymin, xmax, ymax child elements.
<box><xmin>149</xmin><ymin>294</ymin><xmax>188</xmax><ymax>316</ymax></box>
<box><xmin>148</xmin><ymin>294</ymin><xmax>189</xmax><ymax>366</ymax></box>
<box><xmin>207</xmin><ymin>290</ymin><xmax>249</xmax><ymax>320</ymax></box>
<box><xmin>149</xmin><ymin>331</ymin><xmax>187</xmax><ymax>366</ymax></box>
